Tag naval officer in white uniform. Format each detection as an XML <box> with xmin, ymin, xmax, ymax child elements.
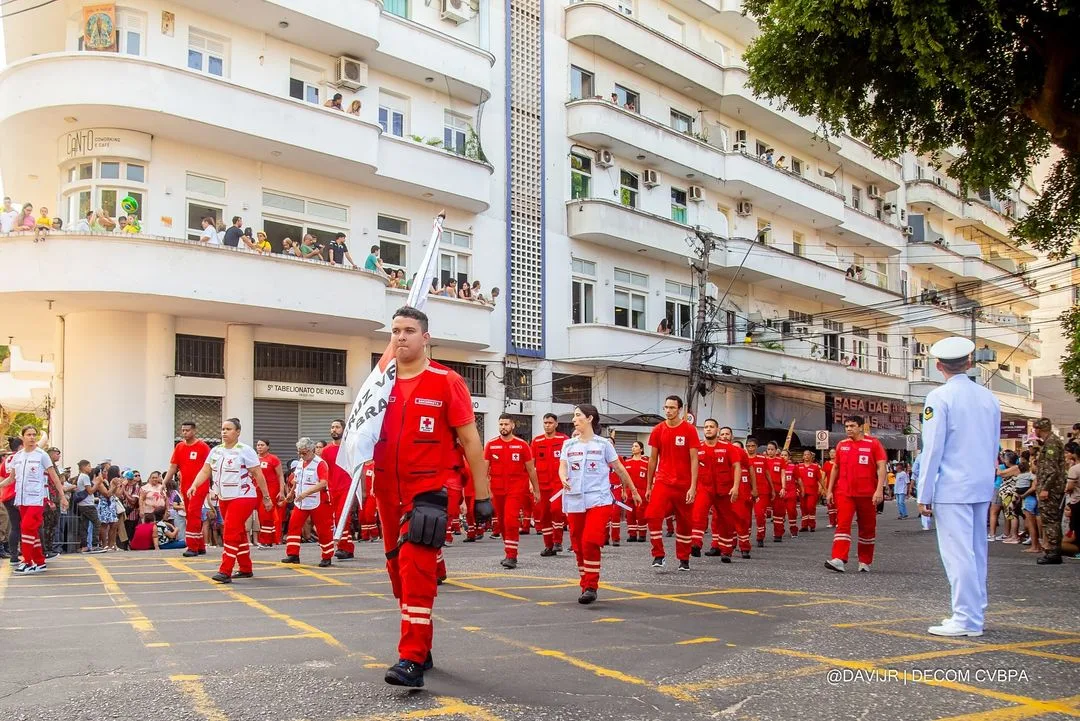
<box><xmin>917</xmin><ymin>337</ymin><xmax>1000</xmax><ymax>637</ymax></box>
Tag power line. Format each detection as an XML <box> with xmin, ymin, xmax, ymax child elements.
<box><xmin>0</xmin><ymin>0</ymin><xmax>61</xmax><ymax>18</ymax></box>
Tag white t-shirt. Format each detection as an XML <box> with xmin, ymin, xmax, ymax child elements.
<box><xmin>201</xmin><ymin>226</ymin><xmax>221</xmax><ymax>245</ymax></box>
<box><xmin>206</xmin><ymin>443</ymin><xmax>260</xmax><ymax>500</ymax></box>
<box><xmin>0</xmin><ymin>209</ymin><xmax>18</xmax><ymax>233</ymax></box>
<box><xmin>560</xmin><ymin>436</ymin><xmax>618</xmax><ymax>513</ymax></box>
<box><xmin>8</xmin><ymin>448</ymin><xmax>53</xmax><ymax>506</ymax></box>
<box><xmin>77</xmin><ymin>472</ymin><xmax>97</xmax><ymax>507</ymax></box>
<box><xmin>894</xmin><ymin>471</ymin><xmax>909</xmax><ymax>495</ymax></box>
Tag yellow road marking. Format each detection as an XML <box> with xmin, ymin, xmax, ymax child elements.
<box><xmin>170</xmin><ymin>675</ymin><xmax>229</xmax><ymax>721</ymax></box>
<box><xmin>832</xmin><ymin>609</ymin><xmax>1023</xmax><ymax>628</ymax></box>
<box><xmin>277</xmin><ymin>564</ymin><xmax>349</xmax><ymax>586</ymax></box>
<box><xmin>86</xmin><ymin>557</ymin><xmax>159</xmax><ymax>641</ymax></box>
<box><xmin>179</xmin><ymin>632</ymin><xmax>324</xmax><ymax>645</ymax></box>
<box><xmin>442</xmin><ymin>578</ymin><xmax>529</xmax><ymax>601</ymax></box>
<box><xmin>166</xmin><ymin>558</ymin><xmax>365</xmax><ymax>656</ymax></box>
<box><xmin>768</xmin><ymin>598</ymin><xmax>893</xmax><ymax>610</ymax></box>
<box><xmin>0</xmin><ymin>562</ymin><xmax>11</xmax><ymax>603</ymax></box>
<box><xmin>341</xmin><ymin>695</ymin><xmax>506</xmax><ymax>721</ymax></box>
<box><xmin>599</xmin><ymin>583</ymin><xmax>761</xmax><ymax>616</ymax></box>
<box><xmin>931</xmin><ymin>695</ymin><xmax>1080</xmax><ymax>721</ymax></box>
<box><xmin>677</xmin><ymin>637</ymin><xmax>719</xmax><ymax>645</ymax></box>
<box><xmin>857</xmin><ymin>627</ymin><xmax>1080</xmax><ymax>663</ymax></box>
<box><xmin>593</xmin><ymin>617</ymin><xmax>624</xmax><ymax>623</ymax></box>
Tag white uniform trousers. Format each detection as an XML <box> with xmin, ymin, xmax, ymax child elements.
<box><xmin>933</xmin><ymin>501</ymin><xmax>990</xmax><ymax>631</ymax></box>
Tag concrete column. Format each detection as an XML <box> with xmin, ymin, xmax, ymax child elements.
<box><xmin>50</xmin><ymin>315</ymin><xmax>65</xmax><ymax>451</ymax></box>
<box><xmin>145</xmin><ymin>313</ymin><xmax>176</xmax><ymax>466</ymax></box>
<box><xmin>345</xmin><ymin>335</ymin><xmax>370</xmax><ymax>406</ymax></box>
<box><xmin>225</xmin><ymin>324</ymin><xmax>255</xmax><ymax>444</ymax></box>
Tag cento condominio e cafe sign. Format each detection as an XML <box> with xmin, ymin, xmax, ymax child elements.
<box><xmin>57</xmin><ymin>128</ymin><xmax>152</xmax><ymax>164</ymax></box>
<box><xmin>832</xmin><ymin>394</ymin><xmax>907</xmax><ymax>432</ymax></box>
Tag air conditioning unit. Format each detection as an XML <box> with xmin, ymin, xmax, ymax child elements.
<box><xmin>913</xmin><ymin>358</ymin><xmax>924</xmax><ymax>371</ymax></box>
<box><xmin>643</xmin><ymin>169</ymin><xmax>659</xmax><ymax>188</ymax></box>
<box><xmin>333</xmin><ymin>56</ymin><xmax>368</xmax><ymax>90</ymax></box>
<box><xmin>883</xmin><ymin>202</ymin><xmax>896</xmax><ymax>214</ymax></box>
<box><xmin>705</xmin><ymin>282</ymin><xmax>719</xmax><ymax>300</ymax></box>
<box><xmin>596</xmin><ymin>149</ymin><xmax>613</xmax><ymax>168</ymax></box>
<box><xmin>902</xmin><ymin>225</ymin><xmax>914</xmax><ymax>237</ymax></box>
<box><xmin>795</xmin><ymin>325</ymin><xmax>809</xmax><ymax>335</ymax></box>
<box><xmin>915</xmin><ymin>342</ymin><xmax>928</xmax><ymax>355</ymax></box>
<box><xmin>732</xmin><ymin>140</ymin><xmax>747</xmax><ymax>153</ymax></box>
<box><xmin>688</xmin><ymin>185</ymin><xmax>704</xmax><ymax>202</ymax></box>
<box><xmin>867</xmin><ymin>184</ymin><xmax>882</xmax><ymax>199</ymax></box>
<box><xmin>441</xmin><ymin>0</ymin><xmax>475</xmax><ymax>24</ymax></box>
<box><xmin>736</xmin><ymin>200</ymin><xmax>753</xmax><ymax>216</ymax></box>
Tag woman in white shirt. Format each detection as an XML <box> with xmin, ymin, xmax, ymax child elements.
<box><xmin>199</xmin><ymin>217</ymin><xmax>221</xmax><ymax>245</ymax></box>
<box><xmin>559</xmin><ymin>404</ymin><xmax>640</xmax><ymax>604</ymax></box>
<box><xmin>187</xmin><ymin>418</ymin><xmax>271</xmax><ymax>583</ymax></box>
<box><xmin>280</xmin><ymin>437</ymin><xmax>335</xmax><ymax>568</ymax></box>
<box><xmin>0</xmin><ymin>426</ymin><xmax>67</xmax><ymax>574</ymax></box>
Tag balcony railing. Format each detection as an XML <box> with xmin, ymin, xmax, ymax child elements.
<box><xmin>732</xmin><ymin>150</ymin><xmax>846</xmax><ymax>200</ymax></box>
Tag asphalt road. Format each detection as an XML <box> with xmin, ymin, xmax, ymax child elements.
<box><xmin>1</xmin><ymin>506</ymin><xmax>1077</xmax><ymax>721</ymax></box>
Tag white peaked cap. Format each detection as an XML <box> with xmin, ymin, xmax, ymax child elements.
<box><xmin>929</xmin><ymin>337</ymin><xmax>975</xmax><ymax>360</ymax></box>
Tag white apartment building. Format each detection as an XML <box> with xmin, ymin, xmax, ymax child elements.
<box><xmin>0</xmin><ymin>0</ymin><xmax>1046</xmax><ymax>469</ymax></box>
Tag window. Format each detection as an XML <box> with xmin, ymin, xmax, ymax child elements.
<box><xmin>614</xmin><ymin>268</ymin><xmax>648</xmax><ymax>330</ymax></box>
<box><xmin>790</xmin><ymin>157</ymin><xmax>804</xmax><ymax>176</ymax></box>
<box><xmin>852</xmin><ymin>339</ymin><xmax>868</xmax><ymax>370</ymax></box>
<box><xmin>378</xmin><ymin>90</ymin><xmax>408</xmax><ymax>137</ymax></box>
<box><xmin>289</xmin><ymin>60</ymin><xmax>322</xmax><ymax>105</ymax></box>
<box><xmin>755</xmin><ymin>141</ymin><xmax>769</xmax><ymax>157</ymax></box>
<box><xmin>444</xmin><ymin>112</ymin><xmax>469</xmax><ymax>155</ymax></box>
<box><xmin>254</xmin><ymin>343</ymin><xmax>346</xmax><ymax>386</ymax></box>
<box><xmin>378</xmin><ymin>214</ymin><xmax>409</xmax><ymax>235</ymax></box>
<box><xmin>670</xmin><ymin>109</ymin><xmax>693</xmax><ymax>135</ymax></box>
<box><xmin>671</xmin><ymin>188</ymin><xmax>687</xmax><ymax>224</ymax></box>
<box><xmin>552</xmin><ymin>374</ymin><xmax>593</xmax><ymax>405</ymax></box>
<box><xmin>377</xmin><ymin>214</ymin><xmax>410</xmax><ymax>272</ymax></box>
<box><xmin>440</xmin><ymin>229</ymin><xmax>472</xmax><ymax>286</ymax></box>
<box><xmin>186</xmin><ymin>201</ymin><xmax>223</xmax><ymax>241</ymax></box>
<box><xmin>570</xmin><ymin>66</ymin><xmax>594</xmax><ymax>100</ymax></box>
<box><xmin>756</xmin><ymin>218</ymin><xmax>772</xmax><ymax>244</ymax></box>
<box><xmin>188</xmin><ymin>29</ymin><xmax>227</xmax><ymax>77</ymax></box>
<box><xmin>174</xmin><ymin>396</ymin><xmax>223</xmax><ymax>446</ymax></box>
<box><xmin>175</xmin><ymin>335</ymin><xmax>225</xmax><ymax>378</ymax></box>
<box><xmin>617</xmin><ymin>0</ymin><xmax>633</xmax><ymax>15</ymax></box>
<box><xmin>438</xmin><ymin>360</ymin><xmax>487</xmax><ymax>395</ymax></box>
<box><xmin>186</xmin><ymin>173</ymin><xmax>226</xmax><ymax>198</ymax></box>
<box><xmin>823</xmin><ymin>319</ymin><xmax>843</xmax><ymax>332</ymax></box>
<box><xmin>384</xmin><ymin>0</ymin><xmax>408</xmax><ymax>17</ymax></box>
<box><xmin>788</xmin><ymin>310</ymin><xmax>814</xmax><ymax>324</ymax></box>
<box><xmin>571</xmin><ymin>152</ymin><xmax>592</xmax><ymax>199</ymax></box>
<box><xmin>876</xmin><ymin>346</ymin><xmax>890</xmax><ymax>374</ymax></box>
<box><xmin>61</xmin><ymin>158</ymin><xmax>148</xmax><ymax>227</ymax></box>
<box><xmin>877</xmin><ymin>332</ymin><xmax>888</xmax><ymax>344</ymax></box>
<box><xmin>792</xmin><ymin>231</ymin><xmax>804</xmax><ymax>257</ymax></box>
<box><xmin>850</xmin><ymin>184</ymin><xmax>862</xmax><ymax>211</ymax></box>
<box><xmin>620</xmin><ymin>170</ymin><xmax>639</xmax><ymax>208</ymax></box>
<box><xmin>506</xmin><ymin>368</ymin><xmax>533</xmax><ymax>401</ymax></box>
<box><xmin>614</xmin><ymin>84</ymin><xmax>639</xmax><ymax>112</ymax></box>
<box><xmin>116</xmin><ymin>9</ymin><xmax>145</xmax><ymax>56</ymax></box>
<box><xmin>261</xmin><ymin>190</ymin><xmax>348</xmax><ymax>254</ymax></box>
<box><xmin>126</xmin><ymin>164</ymin><xmax>145</xmax><ymax>182</ymax></box>
<box><xmin>665</xmin><ymin>280</ymin><xmax>693</xmax><ymax>338</ymax></box>
<box><xmin>100</xmin><ymin>162</ymin><xmax>120</xmax><ymax>179</ymax></box>
<box><xmin>571</xmin><ymin>258</ymin><xmax>596</xmax><ymax>325</ymax></box>
<box><xmin>507</xmin><ymin>414</ymin><xmax>533</xmax><ymax>439</ymax></box>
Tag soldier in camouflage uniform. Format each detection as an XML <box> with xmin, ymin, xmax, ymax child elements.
<box><xmin>1033</xmin><ymin>418</ymin><xmax>1066</xmax><ymax>565</ymax></box>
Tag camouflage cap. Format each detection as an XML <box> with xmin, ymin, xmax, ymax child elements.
<box><xmin>1033</xmin><ymin>418</ymin><xmax>1052</xmax><ymax>431</ymax></box>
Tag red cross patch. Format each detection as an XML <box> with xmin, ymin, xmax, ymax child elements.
<box><xmin>588</xmin><ymin>461</ymin><xmax>598</xmax><ymax>471</ymax></box>
<box><xmin>419</xmin><ymin>416</ymin><xmax>435</xmax><ymax>433</ymax></box>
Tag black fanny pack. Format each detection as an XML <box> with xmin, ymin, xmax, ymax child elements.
<box><xmin>386</xmin><ymin>489</ymin><xmax>448</xmax><ymax>559</ymax></box>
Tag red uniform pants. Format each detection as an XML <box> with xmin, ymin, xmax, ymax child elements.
<box><xmin>691</xmin><ymin>487</ymin><xmax>721</xmax><ymax>549</ymax></box>
<box><xmin>800</xmin><ymin>494</ymin><xmax>819</xmax><ymax>531</ymax></box>
<box><xmin>608</xmin><ymin>486</ymin><xmax>623</xmax><ymax>543</ymax></box>
<box><xmin>535</xmin><ymin>489</ymin><xmax>565</xmax><ymax>550</ymax></box>
<box><xmin>359</xmin><ymin>493</ymin><xmax>379</xmax><ymax>540</ymax></box>
<box><xmin>257</xmin><ymin>500</ymin><xmax>284</xmax><ymax>546</ymax></box>
<box><xmin>646</xmin><ymin>484</ymin><xmax>692</xmax><ymax>561</ymax></box>
<box><xmin>830</xmin><ymin>494</ymin><xmax>877</xmax><ymax>565</ymax></box>
<box><xmin>827</xmin><ymin>497</ymin><xmax>838</xmax><ymax>527</ymax></box>
<box><xmin>568</xmin><ymin>504</ymin><xmax>610</xmax><ymax>591</ymax></box>
<box><xmin>330</xmin><ymin>489</ymin><xmax>355</xmax><ymax>555</ymax></box>
<box><xmin>375</xmin><ymin>488</ymin><xmax>439</xmax><ymax>665</ymax></box>
<box><xmin>183</xmin><ymin>482</ymin><xmax>210</xmax><ymax>552</ymax></box>
<box><xmin>285</xmin><ymin>502</ymin><xmax>335</xmax><ymax>560</ymax></box>
<box><xmin>520</xmin><ymin>493</ymin><xmax>533</xmax><ymax>533</ymax></box>
<box><xmin>706</xmin><ymin>496</ymin><xmax>738</xmax><ymax>555</ymax></box>
<box><xmin>626</xmin><ymin>488</ymin><xmax>647</xmax><ymax>539</ymax></box>
<box><xmin>464</xmin><ymin>492</ymin><xmax>478</xmax><ymax>539</ymax></box>
<box><xmin>218</xmin><ymin>497</ymin><xmax>258</xmax><ymax>575</ymax></box>
<box><xmin>446</xmin><ymin>486</ymin><xmax>463</xmax><ymax>542</ymax></box>
<box><xmin>753</xmin><ymin>494</ymin><xmax>772</xmax><ymax>542</ymax></box>
<box><xmin>493</xmin><ymin>493</ymin><xmax>525</xmax><ymax>559</ymax></box>
<box><xmin>735</xmin><ymin>496</ymin><xmax>754</xmax><ymax>552</ymax></box>
<box><xmin>17</xmin><ymin>504</ymin><xmax>45</xmax><ymax>566</ymax></box>
<box><xmin>784</xmin><ymin>494</ymin><xmax>800</xmax><ymax>536</ymax></box>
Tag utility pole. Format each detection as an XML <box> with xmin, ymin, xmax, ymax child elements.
<box><xmin>686</xmin><ymin>227</ymin><xmax>716</xmax><ymax>419</ymax></box>
<box><xmin>969</xmin><ymin>304</ymin><xmax>979</xmax><ymax>381</ymax></box>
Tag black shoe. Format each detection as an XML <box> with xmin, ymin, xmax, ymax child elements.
<box><xmin>521</xmin><ymin>529</ymin><xmax>531</xmax><ymax>535</ymax></box>
<box><xmin>318</xmin><ymin>558</ymin><xmax>333</xmax><ymax>568</ymax></box>
<box><xmin>774</xmin><ymin>537</ymin><xmax>783</xmax><ymax>543</ymax></box>
<box><xmin>810</xmin><ymin>527</ymin><xmax>816</xmax><ymax>532</ymax></box>
<box><xmin>720</xmin><ymin>555</ymin><xmax>732</xmax><ymax>564</ymax></box>
<box><xmin>423</xmin><ymin>652</ymin><xmax>434</xmax><ymax>671</ymax></box>
<box><xmin>232</xmin><ymin>571</ymin><xmax>254</xmax><ymax>579</ymax></box>
<box><xmin>44</xmin><ymin>551</ymin><xmax>59</xmax><ymax>559</ymax></box>
<box><xmin>280</xmin><ymin>555</ymin><xmax>300</xmax><ymax>564</ymax></box>
<box><xmin>490</xmin><ymin>533</ymin><xmax>501</xmax><ymax>539</ymax></box>
<box><xmin>211</xmin><ymin>572</ymin><xmax>232</xmax><ymax>584</ymax></box>
<box><xmin>691</xmin><ymin>545</ymin><xmax>702</xmax><ymax>558</ymax></box>
<box><xmin>540</xmin><ymin>547</ymin><xmax>557</xmax><ymax>557</ymax></box>
<box><xmin>463</xmin><ymin>536</ymin><xmax>476</xmax><ymax>543</ymax></box>
<box><xmin>1037</xmin><ymin>554</ymin><xmax>1063</xmax><ymax>565</ymax></box>
<box><xmin>678</xmin><ymin>560</ymin><xmax>691</xmax><ymax>572</ymax></box>
<box><xmin>651</xmin><ymin>556</ymin><xmax>665</xmax><ymax>568</ymax></box>
<box><xmin>757</xmin><ymin>540</ymin><xmax>765</xmax><ymax>548</ymax></box>
<box><xmin>578</xmin><ymin>588</ymin><xmax>597</xmax><ymax>605</ymax></box>
<box><xmin>612</xmin><ymin>541</ymin><xmax>620</xmax><ymax>547</ymax></box>
<box><xmin>182</xmin><ymin>550</ymin><xmax>199</xmax><ymax>557</ymax></box>
<box><xmin>553</xmin><ymin>543</ymin><xmax>563</xmax><ymax>553</ymax></box>
<box><xmin>665</xmin><ymin>530</ymin><xmax>674</xmax><ymax>538</ymax></box>
<box><xmin>198</xmin><ymin>549</ymin><xmax>207</xmax><ymax>555</ymax></box>
<box><xmin>384</xmin><ymin>659</ymin><xmax>424</xmax><ymax>688</ymax></box>
<box><xmin>335</xmin><ymin>551</ymin><xmax>354</xmax><ymax>560</ymax></box>
<box><xmin>704</xmin><ymin>547</ymin><xmax>722</xmax><ymax>557</ymax></box>
<box><xmin>741</xmin><ymin>551</ymin><xmax>752</xmax><ymax>560</ymax></box>
<box><xmin>500</xmin><ymin>557</ymin><xmax>517</xmax><ymax>569</ymax></box>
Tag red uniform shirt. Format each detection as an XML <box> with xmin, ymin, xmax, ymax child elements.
<box><xmin>649</xmin><ymin>420</ymin><xmax>700</xmax><ymax>490</ymax></box>
<box><xmin>698</xmin><ymin>441</ymin><xmax>746</xmax><ymax>493</ymax></box>
<box><xmin>623</xmin><ymin>457</ymin><xmax>649</xmax><ymax>492</ymax></box>
<box><xmin>746</xmin><ymin>455</ymin><xmax>770</xmax><ymax>496</ymax></box>
<box><xmin>822</xmin><ymin>460</ymin><xmax>835</xmax><ymax>488</ymax></box>
<box><xmin>796</xmin><ymin>463</ymin><xmax>822</xmax><ymax>497</ymax></box>
<box><xmin>0</xmin><ymin>458</ymin><xmax>12</xmax><ymax>503</ymax></box>
<box><xmin>764</xmin><ymin>456</ymin><xmax>786</xmax><ymax>492</ymax></box>
<box><xmin>484</xmin><ymin>435</ymin><xmax>533</xmax><ymax>495</ymax></box>
<box><xmin>170</xmin><ymin>440</ymin><xmax>211</xmax><ymax>493</ymax></box>
<box><xmin>257</xmin><ymin>453</ymin><xmax>282</xmax><ymax>499</ymax></box>
<box><xmin>835</xmin><ymin>436</ymin><xmax>886</xmax><ymax>497</ymax></box>
<box><xmin>319</xmin><ymin>443</ymin><xmax>353</xmax><ymax>498</ymax></box>
<box><xmin>531</xmin><ymin>433</ymin><xmax>569</xmax><ymax>490</ymax></box>
<box><xmin>362</xmin><ymin>460</ymin><xmax>375</xmax><ymax>497</ymax></box>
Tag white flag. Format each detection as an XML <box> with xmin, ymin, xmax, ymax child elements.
<box><xmin>333</xmin><ymin>213</ymin><xmax>445</xmax><ymax>540</ymax></box>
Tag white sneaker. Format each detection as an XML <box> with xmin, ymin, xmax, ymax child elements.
<box><xmin>994</xmin><ymin>534</ymin><xmax>1004</xmax><ymax>541</ymax></box>
<box><xmin>13</xmin><ymin>562</ymin><xmax>34</xmax><ymax>575</ymax></box>
<box><xmin>928</xmin><ymin>623</ymin><xmax>983</xmax><ymax>637</ymax></box>
<box><xmin>30</xmin><ymin>563</ymin><xmax>45</xmax><ymax>574</ymax></box>
<box><xmin>858</xmin><ymin>563</ymin><xmax>870</xmax><ymax>573</ymax></box>
<box><xmin>824</xmin><ymin>558</ymin><xmax>845</xmax><ymax>573</ymax></box>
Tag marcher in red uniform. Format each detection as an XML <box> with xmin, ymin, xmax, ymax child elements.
<box><xmin>163</xmin><ymin>421</ymin><xmax>211</xmax><ymax>556</ymax></box>
<box><xmin>485</xmin><ymin>414</ymin><xmax>540</xmax><ymax>568</ymax></box>
<box><xmin>445</xmin><ymin>444</ymin><xmax>468</xmax><ymax>545</ymax></box>
<box><xmin>762</xmin><ymin>442</ymin><xmax>786</xmax><ymax>542</ymax></box>
<box><xmin>825</xmin><ymin>416</ymin><xmax>887</xmax><ymax>573</ymax></box>
<box><xmin>744</xmin><ymin>438</ymin><xmax>772</xmax><ymax>548</ymax></box>
<box><xmin>778</xmin><ymin>449</ymin><xmax>802</xmax><ymax>537</ymax></box>
<box><xmin>358</xmin><ymin>461</ymin><xmax>379</xmax><ymax>541</ymax></box>
<box><xmin>186</xmin><ymin>418</ymin><xmax>272</xmax><ymax>583</ymax></box>
<box><xmin>797</xmin><ymin>449</ymin><xmax>823</xmax><ymax>532</ymax></box>
<box><xmin>623</xmin><ymin>442</ymin><xmax>650</xmax><ymax>542</ymax></box>
<box><xmin>0</xmin><ymin>426</ymin><xmax>67</xmax><ymax>574</ymax></box>
<box><xmin>607</xmin><ymin>432</ymin><xmax>625</xmax><ymax>546</ymax></box>
<box><xmin>281</xmin><ymin>437</ymin><xmax>336</xmax><ymax>566</ymax></box>
<box><xmin>532</xmin><ymin>413</ymin><xmax>569</xmax><ymax>556</ymax></box>
<box><xmin>646</xmin><ymin>395</ymin><xmax>699</xmax><ymax>571</ymax></box>
<box><xmin>822</xmin><ymin>448</ymin><xmax>837</xmax><ymax>527</ymax></box>
<box><xmin>559</xmin><ymin>404</ymin><xmax>641</xmax><ymax>604</ymax></box>
<box><xmin>731</xmin><ymin>435</ymin><xmax>757</xmax><ymax>557</ymax></box>
<box><xmin>691</xmin><ymin>420</ymin><xmax>738</xmax><ymax>558</ymax></box>
<box><xmin>255</xmin><ymin>439</ymin><xmax>285</xmax><ymax>548</ymax></box>
<box><xmin>373</xmin><ymin>307</ymin><xmax>492</xmax><ymax>687</ymax></box>
<box><xmin>320</xmin><ymin>420</ymin><xmax>357</xmax><ymax>560</ymax></box>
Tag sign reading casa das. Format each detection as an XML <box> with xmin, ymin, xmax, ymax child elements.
<box><xmin>832</xmin><ymin>394</ymin><xmax>907</xmax><ymax>432</ymax></box>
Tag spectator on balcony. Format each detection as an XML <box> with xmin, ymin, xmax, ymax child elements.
<box><xmin>15</xmin><ymin>202</ymin><xmax>35</xmax><ymax>232</ymax></box>
<box><xmin>625</xmin><ymin>100</ymin><xmax>636</xmax><ymax>112</ymax></box>
<box><xmin>50</xmin><ymin>218</ymin><xmax>63</xmax><ymax>230</ymax></box>
<box><xmin>470</xmin><ymin>280</ymin><xmax>487</xmax><ymax>303</ymax></box>
<box><xmin>610</xmin><ymin>92</ymin><xmax>618</xmax><ymax>104</ymax></box>
<box><xmin>441</xmin><ymin>279</ymin><xmax>459</xmax><ymax>298</ymax></box>
<box><xmin>34</xmin><ymin>206</ymin><xmax>51</xmax><ymax>242</ymax></box>
<box><xmin>92</xmin><ymin>210</ymin><xmax>117</xmax><ymax>232</ymax></box>
<box><xmin>253</xmin><ymin>230</ymin><xmax>272</xmax><ymax>254</ymax></box>
<box><xmin>325</xmin><ymin>93</ymin><xmax>344</xmax><ymax>111</ymax></box>
<box><xmin>459</xmin><ymin>279</ymin><xmax>474</xmax><ymax>301</ymax></box>
<box><xmin>118</xmin><ymin>216</ymin><xmax>128</xmax><ymax>232</ymax></box>
<box><xmin>199</xmin><ymin>217</ymin><xmax>220</xmax><ymax>245</ymax></box>
<box><xmin>299</xmin><ymin>233</ymin><xmax>324</xmax><ymax>260</ymax></box>
<box><xmin>657</xmin><ymin>318</ymin><xmax>672</xmax><ymax>335</ymax></box>
<box><xmin>122</xmin><ymin>216</ymin><xmax>140</xmax><ymax>234</ymax></box>
<box><xmin>1</xmin><ymin>197</ymin><xmax>17</xmax><ymax>233</ymax></box>
<box><xmin>364</xmin><ymin>245</ymin><xmax>390</xmax><ymax>277</ymax></box>
<box><xmin>282</xmin><ymin>237</ymin><xmax>298</xmax><ymax>256</ymax></box>
<box><xmin>391</xmin><ymin>269</ymin><xmax>408</xmax><ymax>288</ymax></box>
<box><xmin>407</xmin><ymin>273</ymin><xmax>417</xmax><ymax>290</ymax></box>
<box><xmin>71</xmin><ymin>211</ymin><xmax>94</xmax><ymax>233</ymax></box>
<box><xmin>428</xmin><ymin>277</ymin><xmax>440</xmax><ymax>295</ymax></box>
<box><xmin>222</xmin><ymin>216</ymin><xmax>244</xmax><ymax>248</ymax></box>
<box><xmin>490</xmin><ymin>287</ymin><xmax>500</xmax><ymax>306</ymax></box>
<box><xmin>760</xmin><ymin>148</ymin><xmax>774</xmax><ymax>164</ymax></box>
<box><xmin>328</xmin><ymin>232</ymin><xmax>357</xmax><ymax>268</ymax></box>
<box><xmin>775</xmin><ymin>155</ymin><xmax>787</xmax><ymax>170</ymax></box>
<box><xmin>347</xmin><ymin>100</ymin><xmax>362</xmax><ymax>116</ymax></box>
<box><xmin>240</xmin><ymin>227</ymin><xmax>260</xmax><ymax>252</ymax></box>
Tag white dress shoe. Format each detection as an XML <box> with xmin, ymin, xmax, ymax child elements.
<box><xmin>928</xmin><ymin>623</ymin><xmax>983</xmax><ymax>637</ymax></box>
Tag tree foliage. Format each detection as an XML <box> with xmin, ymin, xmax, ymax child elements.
<box><xmin>1061</xmin><ymin>305</ymin><xmax>1080</xmax><ymax>401</ymax></box>
<box><xmin>741</xmin><ymin>0</ymin><xmax>1080</xmax><ymax>256</ymax></box>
